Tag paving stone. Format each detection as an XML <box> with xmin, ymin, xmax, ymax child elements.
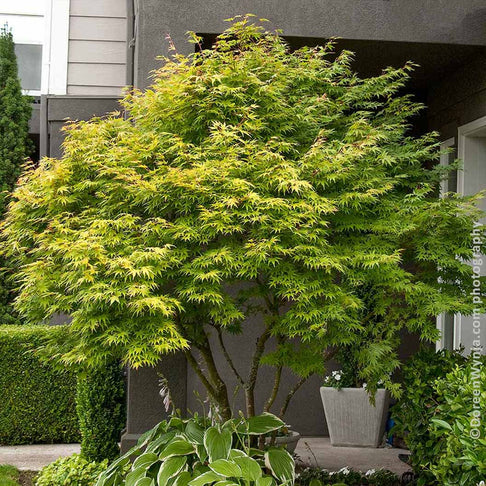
<box><xmin>0</xmin><ymin>443</ymin><xmax>80</xmax><ymax>471</ymax></box>
<box><xmin>296</xmin><ymin>437</ymin><xmax>412</xmax><ymax>475</ymax></box>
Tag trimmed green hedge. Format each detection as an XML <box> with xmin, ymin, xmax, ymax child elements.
<box><xmin>0</xmin><ymin>325</ymin><xmax>81</xmax><ymax>444</ymax></box>
<box><xmin>77</xmin><ymin>362</ymin><xmax>126</xmax><ymax>462</ymax></box>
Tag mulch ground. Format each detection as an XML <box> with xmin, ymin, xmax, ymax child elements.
<box><xmin>18</xmin><ymin>471</ymin><xmax>36</xmax><ymax>486</ymax></box>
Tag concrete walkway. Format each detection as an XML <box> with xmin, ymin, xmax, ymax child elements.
<box><xmin>296</xmin><ymin>437</ymin><xmax>412</xmax><ymax>475</ymax></box>
<box><xmin>0</xmin><ymin>439</ymin><xmax>411</xmax><ymax>475</ymax></box>
<box><xmin>0</xmin><ymin>443</ymin><xmax>80</xmax><ymax>471</ymax></box>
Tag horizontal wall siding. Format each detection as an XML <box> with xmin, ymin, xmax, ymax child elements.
<box><xmin>70</xmin><ymin>0</ymin><xmax>126</xmax><ymax>18</ymax></box>
<box><xmin>68</xmin><ymin>64</ymin><xmax>126</xmax><ymax>87</ymax></box>
<box><xmin>67</xmin><ymin>85</ymin><xmax>126</xmax><ymax>96</ymax></box>
<box><xmin>67</xmin><ymin>0</ymin><xmax>127</xmax><ymax>96</ymax></box>
<box><xmin>69</xmin><ymin>40</ymin><xmax>126</xmax><ymax>64</ymax></box>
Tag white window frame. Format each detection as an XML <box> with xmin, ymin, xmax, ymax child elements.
<box><xmin>454</xmin><ymin>115</ymin><xmax>486</xmax><ymax>351</ymax></box>
<box><xmin>436</xmin><ymin>137</ymin><xmax>456</xmax><ymax>351</ymax></box>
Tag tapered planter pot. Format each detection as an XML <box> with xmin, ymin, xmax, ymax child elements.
<box><xmin>265</xmin><ymin>431</ymin><xmax>301</xmax><ymax>454</ymax></box>
<box><xmin>320</xmin><ymin>387</ymin><xmax>390</xmax><ymax>447</ymax></box>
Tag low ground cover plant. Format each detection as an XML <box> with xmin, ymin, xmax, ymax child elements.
<box><xmin>296</xmin><ymin>467</ymin><xmax>400</xmax><ymax>486</ymax></box>
<box><xmin>35</xmin><ymin>455</ymin><xmax>108</xmax><ymax>486</ymax></box>
<box><xmin>0</xmin><ymin>464</ymin><xmax>21</xmax><ymax>486</ymax></box>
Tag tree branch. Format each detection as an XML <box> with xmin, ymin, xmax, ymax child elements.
<box><xmin>279</xmin><ymin>375</ymin><xmax>312</xmax><ymax>419</ymax></box>
<box><xmin>263</xmin><ymin>366</ymin><xmax>282</xmax><ymax>413</ymax></box>
<box><xmin>184</xmin><ymin>349</ymin><xmax>217</xmax><ymax>399</ymax></box>
<box><xmin>245</xmin><ymin>328</ymin><xmax>271</xmax><ymax>417</ymax></box>
<box><xmin>198</xmin><ymin>328</ymin><xmax>232</xmax><ymax>420</ymax></box>
<box><xmin>216</xmin><ymin>326</ymin><xmax>245</xmax><ymax>387</ymax></box>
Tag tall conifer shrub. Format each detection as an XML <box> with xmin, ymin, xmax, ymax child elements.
<box><xmin>0</xmin><ymin>26</ymin><xmax>31</xmax><ymax>323</ymax></box>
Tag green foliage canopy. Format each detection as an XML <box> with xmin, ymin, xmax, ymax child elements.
<box><xmin>1</xmin><ymin>17</ymin><xmax>483</xmax><ymax>417</ymax></box>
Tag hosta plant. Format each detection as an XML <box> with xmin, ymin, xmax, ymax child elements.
<box><xmin>96</xmin><ymin>412</ymin><xmax>295</xmax><ymax>486</ymax></box>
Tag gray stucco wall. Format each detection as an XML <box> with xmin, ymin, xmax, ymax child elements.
<box><xmin>134</xmin><ymin>0</ymin><xmax>486</xmax><ymax>88</ymax></box>
<box><xmin>40</xmin><ymin>96</ymin><xmax>122</xmax><ymax>158</ymax></box>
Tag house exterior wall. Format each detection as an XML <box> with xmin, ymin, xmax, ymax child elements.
<box><xmin>133</xmin><ymin>0</ymin><xmax>486</xmax><ymax>88</ymax></box>
<box><xmin>428</xmin><ymin>53</ymin><xmax>486</xmax><ymax>139</ymax></box>
<box><xmin>428</xmin><ymin>54</ymin><xmax>486</xmax><ymax>354</ymax></box>
<box><xmin>67</xmin><ymin>0</ymin><xmax>128</xmax><ymax>96</ymax></box>
<box><xmin>40</xmin><ymin>95</ymin><xmax>122</xmax><ymax>158</ymax></box>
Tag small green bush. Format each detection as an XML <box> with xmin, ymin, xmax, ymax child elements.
<box><xmin>393</xmin><ymin>347</ymin><xmax>486</xmax><ymax>485</ymax></box>
<box><xmin>35</xmin><ymin>454</ymin><xmax>107</xmax><ymax>486</ymax></box>
<box><xmin>97</xmin><ymin>412</ymin><xmax>295</xmax><ymax>486</ymax></box>
<box><xmin>76</xmin><ymin>362</ymin><xmax>126</xmax><ymax>462</ymax></box>
<box><xmin>428</xmin><ymin>360</ymin><xmax>486</xmax><ymax>485</ymax></box>
<box><xmin>0</xmin><ymin>325</ymin><xmax>80</xmax><ymax>445</ymax></box>
<box><xmin>392</xmin><ymin>347</ymin><xmax>466</xmax><ymax>484</ymax></box>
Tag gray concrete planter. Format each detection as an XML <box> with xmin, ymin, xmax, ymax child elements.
<box><xmin>320</xmin><ymin>387</ymin><xmax>390</xmax><ymax>448</ymax></box>
<box><xmin>265</xmin><ymin>431</ymin><xmax>301</xmax><ymax>454</ymax></box>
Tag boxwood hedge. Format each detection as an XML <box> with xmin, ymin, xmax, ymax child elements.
<box><xmin>0</xmin><ymin>325</ymin><xmax>81</xmax><ymax>444</ymax></box>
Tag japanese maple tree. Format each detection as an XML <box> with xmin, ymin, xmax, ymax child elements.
<box><xmin>2</xmin><ymin>17</ymin><xmax>482</xmax><ymax>420</ymax></box>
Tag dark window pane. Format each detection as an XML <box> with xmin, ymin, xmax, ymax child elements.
<box><xmin>443</xmin><ymin>313</ymin><xmax>455</xmax><ymax>351</ymax></box>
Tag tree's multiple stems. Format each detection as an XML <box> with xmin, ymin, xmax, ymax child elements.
<box><xmin>182</xmin><ymin>280</ymin><xmax>321</xmax><ymax>421</ymax></box>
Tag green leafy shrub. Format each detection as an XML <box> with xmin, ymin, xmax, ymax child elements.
<box><xmin>76</xmin><ymin>361</ymin><xmax>126</xmax><ymax>462</ymax></box>
<box><xmin>296</xmin><ymin>467</ymin><xmax>400</xmax><ymax>486</ymax></box>
<box><xmin>35</xmin><ymin>454</ymin><xmax>108</xmax><ymax>486</ymax></box>
<box><xmin>96</xmin><ymin>412</ymin><xmax>295</xmax><ymax>486</ymax></box>
<box><xmin>0</xmin><ymin>325</ymin><xmax>80</xmax><ymax>445</ymax></box>
<box><xmin>392</xmin><ymin>348</ymin><xmax>486</xmax><ymax>485</ymax></box>
<box><xmin>428</xmin><ymin>360</ymin><xmax>486</xmax><ymax>485</ymax></box>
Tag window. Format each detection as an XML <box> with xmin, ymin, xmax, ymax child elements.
<box><xmin>14</xmin><ymin>43</ymin><xmax>42</xmax><ymax>93</ymax></box>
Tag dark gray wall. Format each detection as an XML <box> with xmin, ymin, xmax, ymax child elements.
<box><xmin>185</xmin><ymin>321</ymin><xmax>328</xmax><ymax>436</ymax></box>
<box><xmin>40</xmin><ymin>95</ymin><xmax>122</xmax><ymax>159</ymax></box>
<box><xmin>122</xmin><ymin>354</ymin><xmax>187</xmax><ymax>452</ymax></box>
<box><xmin>134</xmin><ymin>0</ymin><xmax>486</xmax><ymax>88</ymax></box>
<box><xmin>29</xmin><ymin>104</ymin><xmax>40</xmax><ymax>135</ymax></box>
<box><xmin>428</xmin><ymin>53</ymin><xmax>486</xmax><ymax>138</ymax></box>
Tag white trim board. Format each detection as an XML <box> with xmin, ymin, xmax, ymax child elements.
<box><xmin>42</xmin><ymin>0</ymin><xmax>70</xmax><ymax>95</ymax></box>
